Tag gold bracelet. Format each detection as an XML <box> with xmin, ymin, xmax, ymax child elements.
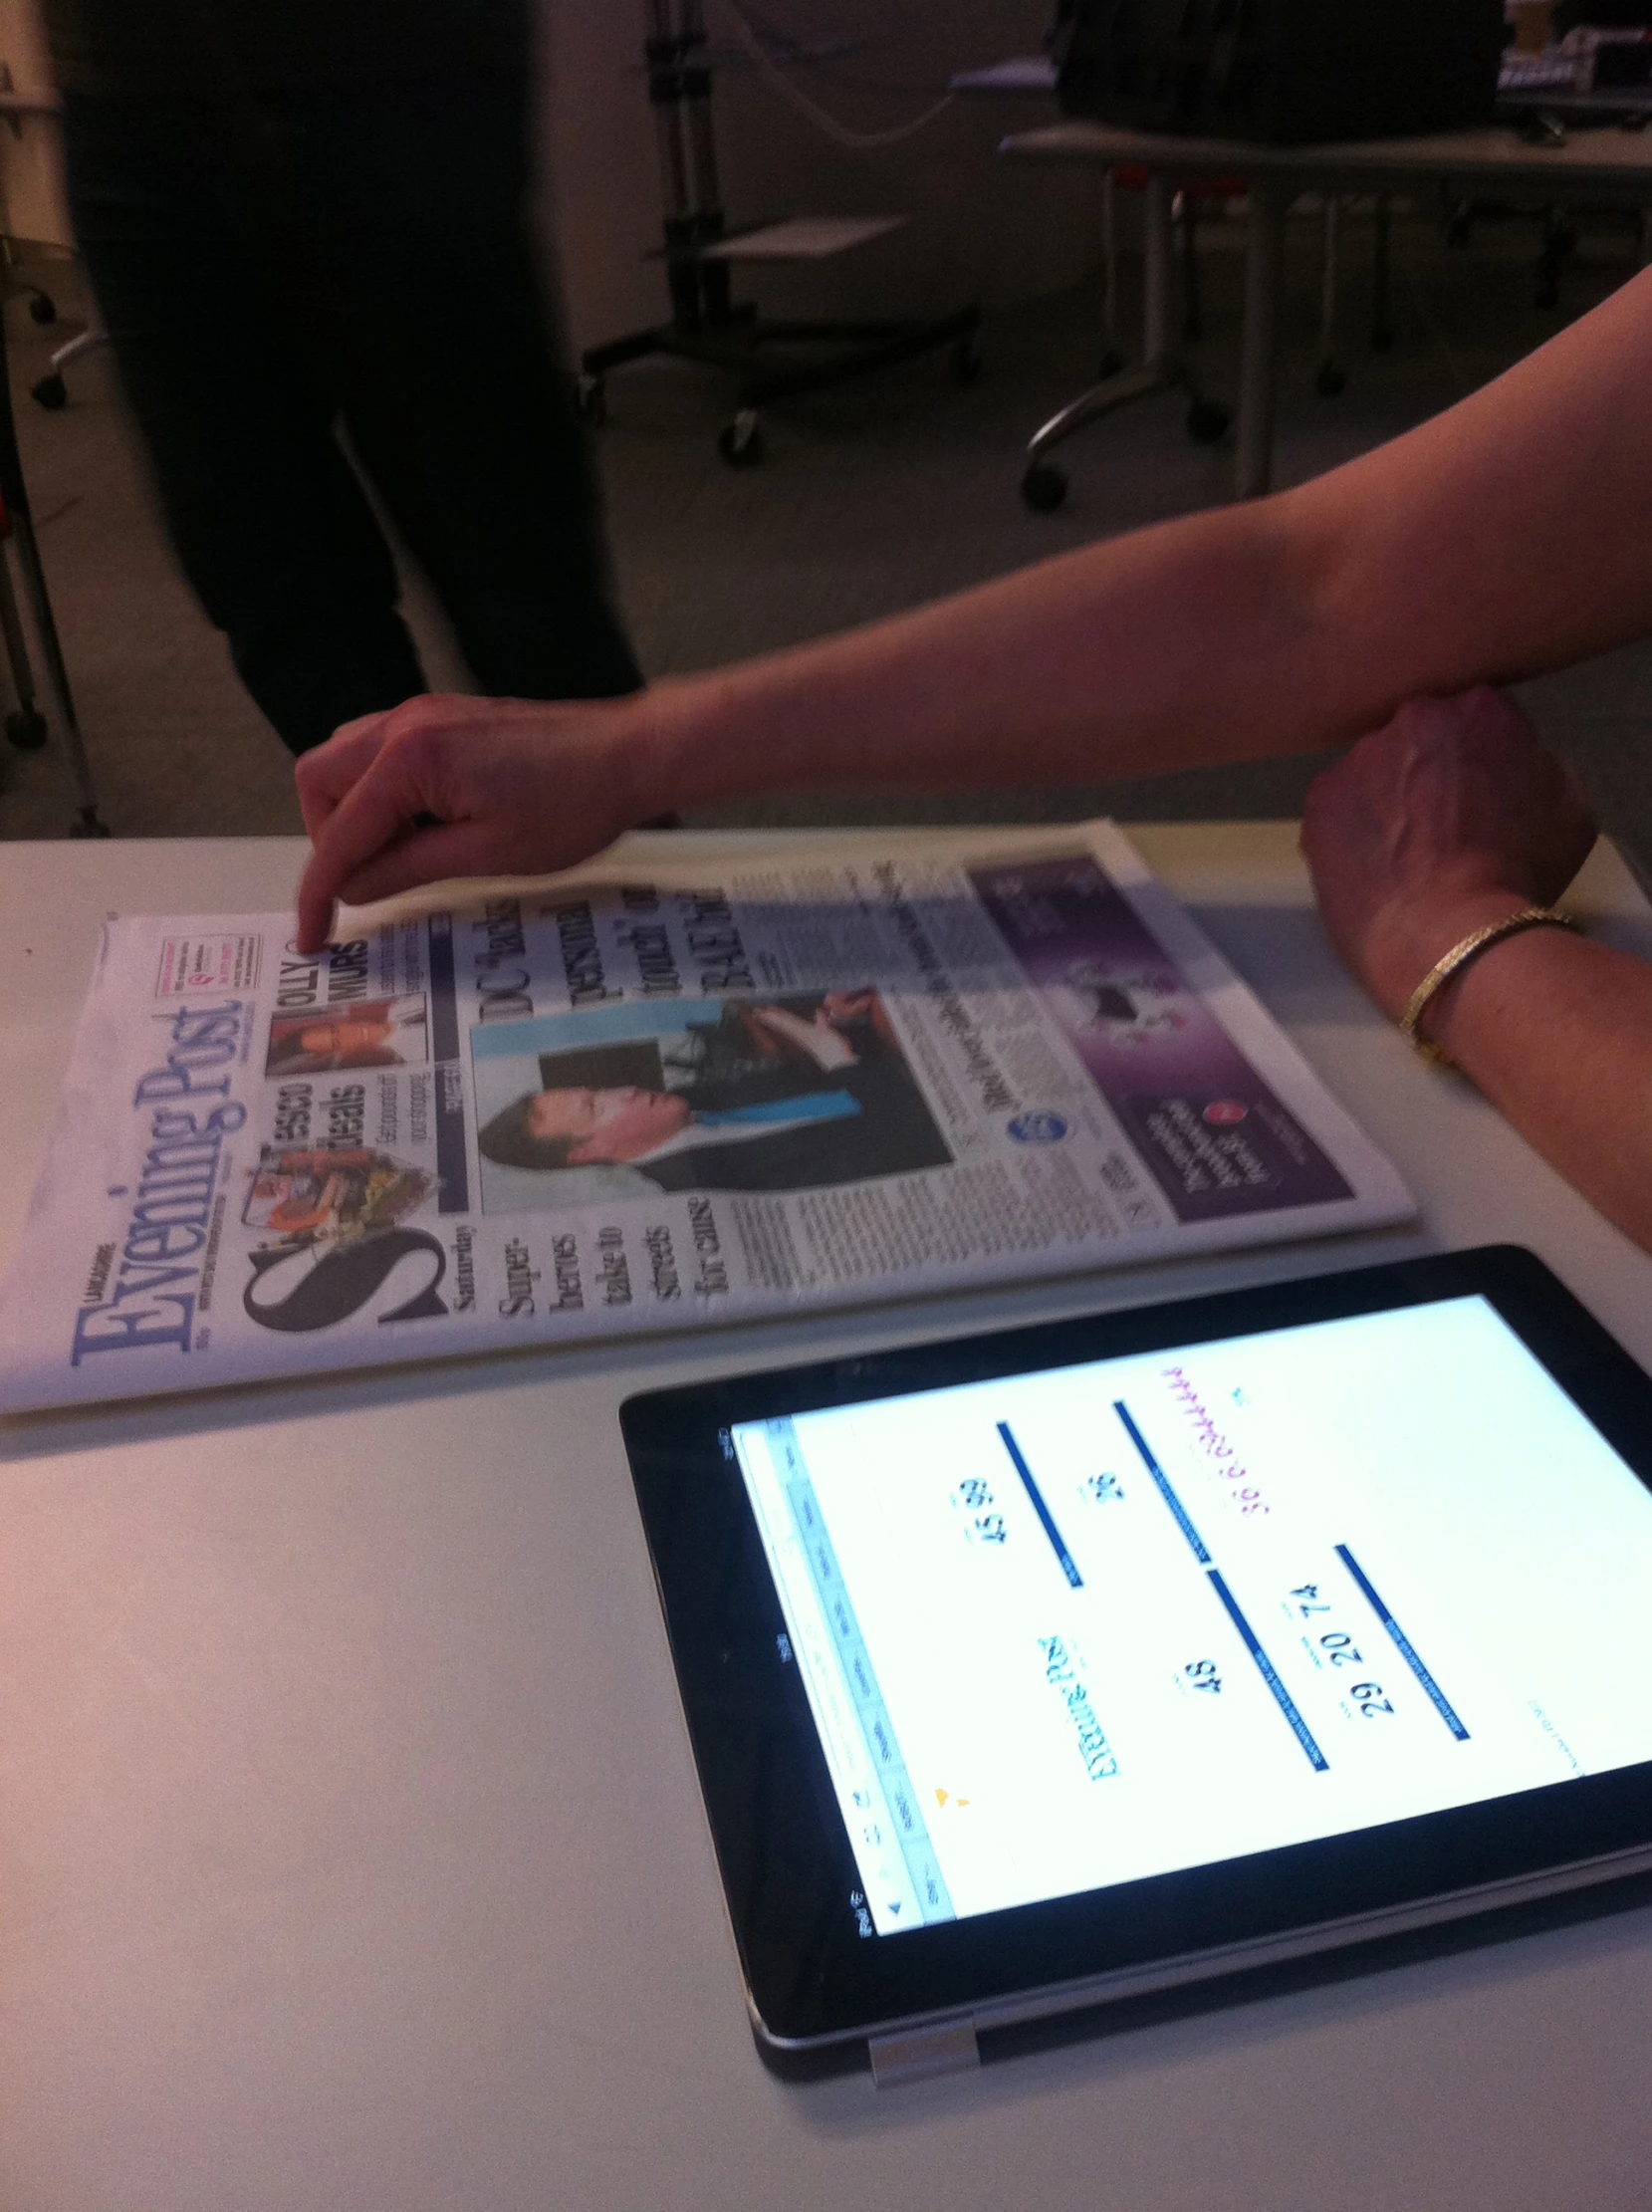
<box><xmin>1399</xmin><ymin>905</ymin><xmax>1579</xmax><ymax>1069</ymax></box>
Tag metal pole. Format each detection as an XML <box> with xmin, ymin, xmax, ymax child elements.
<box><xmin>645</xmin><ymin>0</ymin><xmax>698</xmax><ymax>331</ymax></box>
<box><xmin>1235</xmin><ymin>177</ymin><xmax>1287</xmax><ymax>500</ymax></box>
<box><xmin>1371</xmin><ymin>193</ymin><xmax>1394</xmax><ymax>350</ymax></box>
<box><xmin>0</xmin><ymin>292</ymin><xmax>106</xmax><ymax>829</ymax></box>
<box><xmin>1142</xmin><ymin>172</ymin><xmax>1173</xmax><ymax>370</ymax></box>
<box><xmin>1099</xmin><ymin>167</ymin><xmax>1121</xmax><ymax>372</ymax></box>
<box><xmin>0</xmin><ymin>542</ymin><xmax>36</xmax><ymax>714</ymax></box>
<box><xmin>5</xmin><ymin>513</ymin><xmax>106</xmax><ymax>830</ymax></box>
<box><xmin>677</xmin><ymin>0</ymin><xmax>731</xmax><ymax>325</ymax></box>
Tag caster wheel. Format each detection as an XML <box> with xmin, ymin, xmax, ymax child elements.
<box><xmin>717</xmin><ymin>410</ymin><xmax>765</xmax><ymax>467</ymax></box>
<box><xmin>27</xmin><ymin>292</ymin><xmax>56</xmax><ymax>325</ymax></box>
<box><xmin>70</xmin><ymin>810</ymin><xmax>113</xmax><ymax>839</ymax></box>
<box><xmin>1315</xmin><ymin>362</ymin><xmax>1347</xmax><ymax>397</ymax></box>
<box><xmin>5</xmin><ymin>706</ymin><xmax>48</xmax><ymax>751</ymax></box>
<box><xmin>30</xmin><ymin>371</ymin><xmax>67</xmax><ymax>410</ymax></box>
<box><xmin>1097</xmin><ymin>349</ymin><xmax>1124</xmax><ymax>380</ymax></box>
<box><xmin>575</xmin><ymin>372</ymin><xmax>605</xmax><ymax>428</ymax></box>
<box><xmin>1186</xmin><ymin>397</ymin><xmax>1231</xmax><ymax>444</ymax></box>
<box><xmin>1021</xmin><ymin>461</ymin><xmax>1068</xmax><ymax>513</ymax></box>
<box><xmin>950</xmin><ymin>332</ymin><xmax>984</xmax><ymax>385</ymax></box>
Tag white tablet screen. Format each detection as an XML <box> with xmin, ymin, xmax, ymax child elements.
<box><xmin>732</xmin><ymin>1296</ymin><xmax>1652</xmax><ymax>1935</ymax></box>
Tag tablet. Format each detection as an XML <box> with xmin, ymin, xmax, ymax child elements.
<box><xmin>620</xmin><ymin>1248</ymin><xmax>1652</xmax><ymax>2081</ymax></box>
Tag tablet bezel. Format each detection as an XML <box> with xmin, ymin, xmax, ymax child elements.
<box><xmin>620</xmin><ymin>1246</ymin><xmax>1652</xmax><ymax>2056</ymax></box>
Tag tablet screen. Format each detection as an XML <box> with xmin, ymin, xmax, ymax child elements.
<box><xmin>732</xmin><ymin>1294</ymin><xmax>1652</xmax><ymax>1937</ymax></box>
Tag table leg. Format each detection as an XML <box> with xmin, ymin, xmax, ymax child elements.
<box><xmin>1099</xmin><ymin>168</ymin><xmax>1122</xmax><ymax>374</ymax></box>
<box><xmin>1236</xmin><ymin>176</ymin><xmax>1287</xmax><ymax>501</ymax></box>
<box><xmin>1143</xmin><ymin>172</ymin><xmax>1173</xmax><ymax>369</ymax></box>
<box><xmin>1371</xmin><ymin>193</ymin><xmax>1394</xmax><ymax>350</ymax></box>
<box><xmin>1315</xmin><ymin>196</ymin><xmax>1345</xmax><ymax>395</ymax></box>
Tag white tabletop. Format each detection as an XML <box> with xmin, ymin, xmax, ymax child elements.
<box><xmin>5</xmin><ymin>827</ymin><xmax>1652</xmax><ymax>2212</ymax></box>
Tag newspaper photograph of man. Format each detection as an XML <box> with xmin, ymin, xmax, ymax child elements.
<box><xmin>264</xmin><ymin>995</ymin><xmax>430</xmax><ymax>1078</ymax></box>
<box><xmin>472</xmin><ymin>990</ymin><xmax>952</xmax><ymax>1210</ymax></box>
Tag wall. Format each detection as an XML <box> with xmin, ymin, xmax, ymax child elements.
<box><xmin>537</xmin><ymin>0</ymin><xmax>1104</xmax><ymax>354</ymax></box>
<box><xmin>0</xmin><ymin>0</ymin><xmax>1102</xmax><ymax>334</ymax></box>
<box><xmin>0</xmin><ymin>0</ymin><xmax>70</xmax><ymax>249</ymax></box>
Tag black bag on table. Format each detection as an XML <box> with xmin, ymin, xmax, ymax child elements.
<box><xmin>1050</xmin><ymin>0</ymin><xmax>1507</xmax><ymax>143</ymax></box>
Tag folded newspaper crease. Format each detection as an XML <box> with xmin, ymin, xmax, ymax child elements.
<box><xmin>0</xmin><ymin>823</ymin><xmax>1413</xmax><ymax>1412</ymax></box>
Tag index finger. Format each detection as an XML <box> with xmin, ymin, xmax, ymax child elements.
<box><xmin>295</xmin><ymin>734</ymin><xmax>437</xmax><ymax>951</ymax></box>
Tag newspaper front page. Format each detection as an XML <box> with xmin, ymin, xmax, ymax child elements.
<box><xmin>0</xmin><ymin>823</ymin><xmax>1414</xmax><ymax>1411</ymax></box>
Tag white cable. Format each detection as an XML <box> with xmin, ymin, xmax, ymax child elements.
<box><xmin>715</xmin><ymin>0</ymin><xmax>957</xmax><ymax>148</ymax></box>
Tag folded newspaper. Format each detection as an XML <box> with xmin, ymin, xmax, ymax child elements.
<box><xmin>0</xmin><ymin>822</ymin><xmax>1414</xmax><ymax>1411</ymax></box>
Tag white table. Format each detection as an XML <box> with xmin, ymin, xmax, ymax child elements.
<box><xmin>5</xmin><ymin>827</ymin><xmax>1652</xmax><ymax>2212</ymax></box>
<box><xmin>1003</xmin><ymin>118</ymin><xmax>1652</xmax><ymax>499</ymax></box>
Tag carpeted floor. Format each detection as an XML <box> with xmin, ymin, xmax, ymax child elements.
<box><xmin>2</xmin><ymin>202</ymin><xmax>1649</xmax><ymax>861</ymax></box>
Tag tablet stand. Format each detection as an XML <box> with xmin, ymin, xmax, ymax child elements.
<box><xmin>578</xmin><ymin>0</ymin><xmax>982</xmax><ymax>466</ymax></box>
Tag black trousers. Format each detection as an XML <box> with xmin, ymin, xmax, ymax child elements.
<box><xmin>62</xmin><ymin>75</ymin><xmax>641</xmax><ymax>756</ymax></box>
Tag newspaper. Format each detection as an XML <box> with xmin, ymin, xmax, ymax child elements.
<box><xmin>0</xmin><ymin>822</ymin><xmax>1414</xmax><ymax>1412</ymax></box>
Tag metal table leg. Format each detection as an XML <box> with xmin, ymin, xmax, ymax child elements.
<box><xmin>1371</xmin><ymin>194</ymin><xmax>1395</xmax><ymax>351</ymax></box>
<box><xmin>1142</xmin><ymin>171</ymin><xmax>1173</xmax><ymax>365</ymax></box>
<box><xmin>1315</xmin><ymin>197</ymin><xmax>1347</xmax><ymax>396</ymax></box>
<box><xmin>1098</xmin><ymin>168</ymin><xmax>1122</xmax><ymax>376</ymax></box>
<box><xmin>1236</xmin><ymin>176</ymin><xmax>1288</xmax><ymax>501</ymax></box>
<box><xmin>1020</xmin><ymin>165</ymin><xmax>1230</xmax><ymax>512</ymax></box>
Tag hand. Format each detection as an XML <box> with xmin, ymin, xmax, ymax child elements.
<box><xmin>820</xmin><ymin>989</ymin><xmax>876</xmax><ymax>1022</ymax></box>
<box><xmin>1300</xmin><ymin>687</ymin><xmax>1596</xmax><ymax>1023</ymax></box>
<box><xmin>293</xmin><ymin>691</ymin><xmax>662</xmax><ymax>952</ymax></box>
<box><xmin>742</xmin><ymin>1002</ymin><xmax>857</xmax><ymax>1069</ymax></box>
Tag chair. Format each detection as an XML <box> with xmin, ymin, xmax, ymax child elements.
<box><xmin>30</xmin><ymin>322</ymin><xmax>110</xmax><ymax>411</ymax></box>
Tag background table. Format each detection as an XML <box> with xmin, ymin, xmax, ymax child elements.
<box><xmin>1003</xmin><ymin>119</ymin><xmax>1652</xmax><ymax>497</ymax></box>
<box><xmin>5</xmin><ymin>827</ymin><xmax>1652</xmax><ymax>2212</ymax></box>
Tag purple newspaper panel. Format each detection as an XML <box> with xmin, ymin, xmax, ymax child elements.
<box><xmin>970</xmin><ymin>857</ymin><xmax>1351</xmax><ymax>1222</ymax></box>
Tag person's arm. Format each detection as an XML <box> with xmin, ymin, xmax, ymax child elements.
<box><xmin>296</xmin><ymin>266</ymin><xmax>1652</xmax><ymax>951</ymax></box>
<box><xmin>1300</xmin><ymin>686</ymin><xmax>1652</xmax><ymax>1253</ymax></box>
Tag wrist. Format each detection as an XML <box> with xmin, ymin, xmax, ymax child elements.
<box><xmin>624</xmin><ymin>669</ymin><xmax>770</xmax><ymax>821</ymax></box>
<box><xmin>1364</xmin><ymin>887</ymin><xmax>1538</xmax><ymax>1026</ymax></box>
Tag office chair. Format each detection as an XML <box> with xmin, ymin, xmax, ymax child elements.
<box><xmin>29</xmin><ymin>321</ymin><xmax>110</xmax><ymax>410</ymax></box>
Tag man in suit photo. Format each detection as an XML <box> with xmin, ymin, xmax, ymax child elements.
<box><xmin>475</xmin><ymin>991</ymin><xmax>951</xmax><ymax>1196</ymax></box>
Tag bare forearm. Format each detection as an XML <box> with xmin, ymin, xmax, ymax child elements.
<box><xmin>1430</xmin><ymin>930</ymin><xmax>1652</xmax><ymax>1253</ymax></box>
<box><xmin>639</xmin><ymin>502</ymin><xmax>1329</xmax><ymax>809</ymax></box>
<box><xmin>640</xmin><ymin>267</ymin><xmax>1652</xmax><ymax>815</ymax></box>
<box><xmin>293</xmin><ymin>273</ymin><xmax>1652</xmax><ymax>947</ymax></box>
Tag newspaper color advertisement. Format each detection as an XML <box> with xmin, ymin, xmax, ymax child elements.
<box><xmin>0</xmin><ymin>824</ymin><xmax>1414</xmax><ymax>1411</ymax></box>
